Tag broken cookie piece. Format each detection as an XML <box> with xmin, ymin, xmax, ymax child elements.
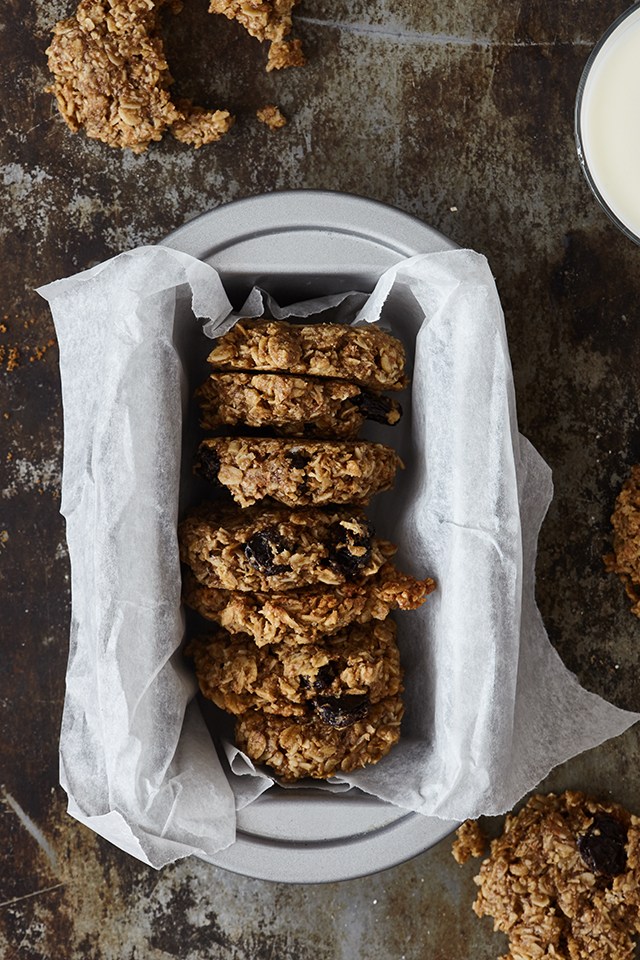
<box><xmin>451</xmin><ymin>819</ymin><xmax>486</xmax><ymax>864</ymax></box>
<box><xmin>170</xmin><ymin>99</ymin><xmax>234</xmax><ymax>147</ymax></box>
<box><xmin>604</xmin><ymin>464</ymin><xmax>640</xmax><ymax>616</ymax></box>
<box><xmin>46</xmin><ymin>0</ymin><xmax>185</xmax><ymax>153</ymax></box>
<box><xmin>208</xmin><ymin>0</ymin><xmax>305</xmax><ymax>72</ymax></box>
<box><xmin>46</xmin><ymin>0</ymin><xmax>235</xmax><ymax>153</ymax></box>
<box><xmin>266</xmin><ymin>38</ymin><xmax>305</xmax><ymax>71</ymax></box>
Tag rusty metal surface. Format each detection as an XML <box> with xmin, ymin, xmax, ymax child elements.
<box><xmin>2</xmin><ymin>0</ymin><xmax>640</xmax><ymax>956</ymax></box>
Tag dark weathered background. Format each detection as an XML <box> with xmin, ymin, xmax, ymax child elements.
<box><xmin>2</xmin><ymin>1</ymin><xmax>640</xmax><ymax>957</ymax></box>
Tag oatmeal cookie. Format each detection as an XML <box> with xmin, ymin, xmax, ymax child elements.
<box><xmin>197</xmin><ymin>372</ymin><xmax>402</xmax><ymax>438</ymax></box>
<box><xmin>182</xmin><ymin>564</ymin><xmax>435</xmax><ymax>645</ymax></box>
<box><xmin>235</xmin><ymin>694</ymin><xmax>404</xmax><ymax>780</ymax></box>
<box><xmin>46</xmin><ymin>0</ymin><xmax>234</xmax><ymax>153</ymax></box>
<box><xmin>195</xmin><ymin>437</ymin><xmax>403</xmax><ymax>507</ymax></box>
<box><xmin>604</xmin><ymin>464</ymin><xmax>640</xmax><ymax>617</ymax></box>
<box><xmin>179</xmin><ymin>502</ymin><xmax>396</xmax><ymax>592</ymax></box>
<box><xmin>188</xmin><ymin>619</ymin><xmax>402</xmax><ymax>716</ymax></box>
<box><xmin>467</xmin><ymin>791</ymin><xmax>640</xmax><ymax>960</ymax></box>
<box><xmin>208</xmin><ymin>0</ymin><xmax>305</xmax><ymax>72</ymax></box>
<box><xmin>207</xmin><ymin>320</ymin><xmax>408</xmax><ymax>392</ymax></box>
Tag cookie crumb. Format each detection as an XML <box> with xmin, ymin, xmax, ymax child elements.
<box><xmin>6</xmin><ymin>346</ymin><xmax>20</xmax><ymax>372</ymax></box>
<box><xmin>256</xmin><ymin>104</ymin><xmax>287</xmax><ymax>130</ymax></box>
<box><xmin>171</xmin><ymin>99</ymin><xmax>234</xmax><ymax>147</ymax></box>
<box><xmin>452</xmin><ymin>819</ymin><xmax>486</xmax><ymax>864</ymax></box>
<box><xmin>28</xmin><ymin>340</ymin><xmax>56</xmax><ymax>363</ymax></box>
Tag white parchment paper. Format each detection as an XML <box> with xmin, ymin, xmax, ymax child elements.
<box><xmin>38</xmin><ymin>244</ymin><xmax>640</xmax><ymax>868</ymax></box>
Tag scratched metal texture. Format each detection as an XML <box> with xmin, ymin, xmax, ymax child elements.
<box><xmin>2</xmin><ymin>1</ymin><xmax>640</xmax><ymax>957</ymax></box>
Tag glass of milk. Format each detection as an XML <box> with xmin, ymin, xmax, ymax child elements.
<box><xmin>576</xmin><ymin>4</ymin><xmax>640</xmax><ymax>244</ymax></box>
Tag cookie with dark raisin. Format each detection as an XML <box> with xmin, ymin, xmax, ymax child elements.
<box><xmin>465</xmin><ymin>791</ymin><xmax>640</xmax><ymax>960</ymax></box>
<box><xmin>178</xmin><ymin>502</ymin><xmax>396</xmax><ymax>592</ymax></box>
<box><xmin>235</xmin><ymin>694</ymin><xmax>404</xmax><ymax>781</ymax></box>
<box><xmin>196</xmin><ymin>372</ymin><xmax>401</xmax><ymax>439</ymax></box>
<box><xmin>206</xmin><ymin>319</ymin><xmax>408</xmax><ymax>392</ymax></box>
<box><xmin>194</xmin><ymin>437</ymin><xmax>403</xmax><ymax>508</ymax></box>
<box><xmin>186</xmin><ymin>619</ymin><xmax>402</xmax><ymax>716</ymax></box>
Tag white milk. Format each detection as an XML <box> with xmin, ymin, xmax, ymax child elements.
<box><xmin>579</xmin><ymin>7</ymin><xmax>640</xmax><ymax>241</ymax></box>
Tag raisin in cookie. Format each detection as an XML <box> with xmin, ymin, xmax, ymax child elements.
<box><xmin>188</xmin><ymin>619</ymin><xmax>402</xmax><ymax>716</ymax></box>
<box><xmin>197</xmin><ymin>372</ymin><xmax>401</xmax><ymax>439</ymax></box>
<box><xmin>207</xmin><ymin>319</ymin><xmax>407</xmax><ymax>392</ymax></box>
<box><xmin>179</xmin><ymin>503</ymin><xmax>396</xmax><ymax>592</ymax></box>
<box><xmin>182</xmin><ymin>564</ymin><xmax>435</xmax><ymax>645</ymax></box>
<box><xmin>235</xmin><ymin>694</ymin><xmax>404</xmax><ymax>781</ymax></box>
<box><xmin>195</xmin><ymin>436</ymin><xmax>403</xmax><ymax>507</ymax></box>
<box><xmin>466</xmin><ymin>791</ymin><xmax>640</xmax><ymax>960</ymax></box>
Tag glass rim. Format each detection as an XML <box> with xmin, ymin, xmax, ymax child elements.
<box><xmin>575</xmin><ymin>2</ymin><xmax>640</xmax><ymax>246</ymax></box>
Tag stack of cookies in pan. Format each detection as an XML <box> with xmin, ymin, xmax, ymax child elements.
<box><xmin>179</xmin><ymin>319</ymin><xmax>435</xmax><ymax>781</ymax></box>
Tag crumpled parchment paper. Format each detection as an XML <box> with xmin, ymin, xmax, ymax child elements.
<box><xmin>38</xmin><ymin>244</ymin><xmax>640</xmax><ymax>868</ymax></box>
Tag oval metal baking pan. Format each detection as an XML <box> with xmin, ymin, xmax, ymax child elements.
<box><xmin>163</xmin><ymin>190</ymin><xmax>459</xmax><ymax>883</ymax></box>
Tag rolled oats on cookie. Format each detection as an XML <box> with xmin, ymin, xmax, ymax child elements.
<box><xmin>179</xmin><ymin>502</ymin><xmax>396</xmax><ymax>593</ymax></box>
<box><xmin>235</xmin><ymin>694</ymin><xmax>404</xmax><ymax>781</ymax></box>
<box><xmin>207</xmin><ymin>320</ymin><xmax>408</xmax><ymax>392</ymax></box>
<box><xmin>196</xmin><ymin>372</ymin><xmax>402</xmax><ymax>439</ymax></box>
<box><xmin>195</xmin><ymin>437</ymin><xmax>403</xmax><ymax>507</ymax></box>
<box><xmin>187</xmin><ymin>619</ymin><xmax>402</xmax><ymax>716</ymax></box>
<box><xmin>183</xmin><ymin>564</ymin><xmax>434</xmax><ymax>644</ymax></box>
<box><xmin>456</xmin><ymin>790</ymin><xmax>640</xmax><ymax>960</ymax></box>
